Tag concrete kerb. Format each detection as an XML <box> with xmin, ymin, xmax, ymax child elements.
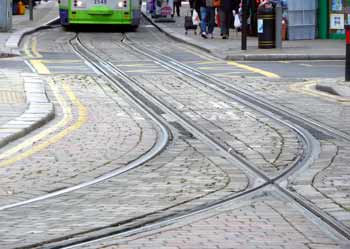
<box><xmin>0</xmin><ymin>19</ymin><xmax>59</xmax><ymax>150</ymax></box>
<box><xmin>316</xmin><ymin>81</ymin><xmax>350</xmax><ymax>99</ymax></box>
<box><xmin>5</xmin><ymin>17</ymin><xmax>60</xmax><ymax>52</ymax></box>
<box><xmin>142</xmin><ymin>12</ymin><xmax>344</xmax><ymax>61</ymax></box>
<box><xmin>226</xmin><ymin>54</ymin><xmax>346</xmax><ymax>61</ymax></box>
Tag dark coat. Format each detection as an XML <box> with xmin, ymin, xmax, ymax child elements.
<box><xmin>220</xmin><ymin>0</ymin><xmax>236</xmax><ymax>11</ymax></box>
<box><xmin>194</xmin><ymin>0</ymin><xmax>206</xmax><ymax>10</ymax></box>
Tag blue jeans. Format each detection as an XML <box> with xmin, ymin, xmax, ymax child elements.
<box><xmin>200</xmin><ymin>7</ymin><xmax>207</xmax><ymax>33</ymax></box>
<box><xmin>207</xmin><ymin>7</ymin><xmax>216</xmax><ymax>34</ymax></box>
<box><xmin>219</xmin><ymin>8</ymin><xmax>233</xmax><ymax>36</ymax></box>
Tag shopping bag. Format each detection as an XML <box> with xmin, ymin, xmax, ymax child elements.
<box><xmin>192</xmin><ymin>9</ymin><xmax>200</xmax><ymax>26</ymax></box>
<box><xmin>234</xmin><ymin>14</ymin><xmax>241</xmax><ymax>28</ymax></box>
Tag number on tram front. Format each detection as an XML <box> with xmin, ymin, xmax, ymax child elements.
<box><xmin>95</xmin><ymin>0</ymin><xmax>107</xmax><ymax>4</ymax></box>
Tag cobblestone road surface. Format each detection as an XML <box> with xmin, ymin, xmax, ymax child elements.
<box><xmin>0</xmin><ymin>21</ymin><xmax>350</xmax><ymax>249</ymax></box>
<box><xmin>88</xmin><ymin>194</ymin><xmax>347</xmax><ymax>249</ymax></box>
<box><xmin>83</xmin><ymin>32</ymin><xmax>304</xmax><ymax>178</ymax></box>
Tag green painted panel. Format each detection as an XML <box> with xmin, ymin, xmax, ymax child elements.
<box><xmin>329</xmin><ymin>33</ymin><xmax>346</xmax><ymax>39</ymax></box>
<box><xmin>318</xmin><ymin>0</ymin><xmax>328</xmax><ymax>39</ymax></box>
<box><xmin>69</xmin><ymin>10</ymin><xmax>133</xmax><ymax>24</ymax></box>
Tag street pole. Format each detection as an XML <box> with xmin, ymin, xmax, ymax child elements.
<box><xmin>0</xmin><ymin>0</ymin><xmax>12</xmax><ymax>31</ymax></box>
<box><xmin>318</xmin><ymin>0</ymin><xmax>328</xmax><ymax>39</ymax></box>
<box><xmin>241</xmin><ymin>0</ymin><xmax>247</xmax><ymax>50</ymax></box>
<box><xmin>275</xmin><ymin>2</ymin><xmax>282</xmax><ymax>49</ymax></box>
<box><xmin>29</xmin><ymin>0</ymin><xmax>33</xmax><ymax>21</ymax></box>
<box><xmin>346</xmin><ymin>24</ymin><xmax>350</xmax><ymax>82</ymax></box>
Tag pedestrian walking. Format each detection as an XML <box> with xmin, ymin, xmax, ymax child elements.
<box><xmin>194</xmin><ymin>0</ymin><xmax>208</xmax><ymax>38</ymax></box>
<box><xmin>173</xmin><ymin>0</ymin><xmax>181</xmax><ymax>17</ymax></box>
<box><xmin>219</xmin><ymin>0</ymin><xmax>236</xmax><ymax>39</ymax></box>
<box><xmin>205</xmin><ymin>0</ymin><xmax>218</xmax><ymax>38</ymax></box>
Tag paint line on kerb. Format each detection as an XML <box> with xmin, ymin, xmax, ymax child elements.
<box><xmin>0</xmin><ymin>80</ymin><xmax>87</xmax><ymax>167</ymax></box>
<box><xmin>228</xmin><ymin>61</ymin><xmax>280</xmax><ymax>78</ymax></box>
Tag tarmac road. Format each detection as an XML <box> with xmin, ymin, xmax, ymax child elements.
<box><xmin>242</xmin><ymin>60</ymin><xmax>345</xmax><ymax>78</ymax></box>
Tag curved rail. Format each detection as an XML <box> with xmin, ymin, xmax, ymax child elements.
<box><xmin>0</xmin><ymin>38</ymin><xmax>170</xmax><ymax>212</ymax></box>
<box><xmin>121</xmin><ymin>35</ymin><xmax>350</xmax><ymax>240</ymax></box>
<box><xmin>43</xmin><ymin>33</ymin><xmax>350</xmax><ymax>249</ymax></box>
<box><xmin>16</xmin><ymin>31</ymin><xmax>347</xmax><ymax>248</ymax></box>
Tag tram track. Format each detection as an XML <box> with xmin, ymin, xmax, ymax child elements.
<box><xmin>120</xmin><ymin>33</ymin><xmax>350</xmax><ymax>240</ymax></box>
<box><xmin>28</xmin><ymin>32</ymin><xmax>344</xmax><ymax>249</ymax></box>
<box><xmin>2</xmin><ymin>26</ymin><xmax>349</xmax><ymax>248</ymax></box>
<box><xmin>0</xmin><ymin>29</ymin><xmax>253</xmax><ymax>249</ymax></box>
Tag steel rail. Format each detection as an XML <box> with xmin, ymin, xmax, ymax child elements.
<box><xmin>42</xmin><ymin>34</ymin><xmax>348</xmax><ymax>249</ymax></box>
<box><xmin>124</xmin><ymin>39</ymin><xmax>350</xmax><ymax>142</ymax></box>
<box><xmin>15</xmin><ymin>33</ymin><xmax>270</xmax><ymax>249</ymax></box>
<box><xmin>0</xmin><ymin>37</ymin><xmax>170</xmax><ymax>212</ymax></box>
<box><xmin>27</xmin><ymin>32</ymin><xmax>347</xmax><ymax>249</ymax></box>
<box><xmin>121</xmin><ymin>36</ymin><xmax>350</xmax><ymax>240</ymax></box>
<box><xmin>121</xmin><ymin>37</ymin><xmax>318</xmax><ymax>184</ymax></box>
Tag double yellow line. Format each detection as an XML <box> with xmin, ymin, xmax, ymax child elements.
<box><xmin>0</xmin><ymin>38</ymin><xmax>88</xmax><ymax>167</ymax></box>
<box><xmin>0</xmin><ymin>80</ymin><xmax>88</xmax><ymax>167</ymax></box>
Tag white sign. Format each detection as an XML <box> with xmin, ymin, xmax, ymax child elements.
<box><xmin>330</xmin><ymin>13</ymin><xmax>344</xmax><ymax>30</ymax></box>
<box><xmin>258</xmin><ymin>19</ymin><xmax>263</xmax><ymax>33</ymax></box>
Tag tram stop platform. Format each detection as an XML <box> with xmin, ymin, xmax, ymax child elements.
<box><xmin>0</xmin><ymin>0</ymin><xmax>58</xmax><ymax>149</ymax></box>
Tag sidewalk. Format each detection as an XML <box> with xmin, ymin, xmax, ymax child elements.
<box><xmin>142</xmin><ymin>3</ymin><xmax>345</xmax><ymax>61</ymax></box>
<box><xmin>142</xmin><ymin>3</ymin><xmax>349</xmax><ymax>98</ymax></box>
<box><xmin>0</xmin><ymin>0</ymin><xmax>58</xmax><ymax>148</ymax></box>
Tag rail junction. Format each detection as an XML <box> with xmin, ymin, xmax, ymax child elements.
<box><xmin>0</xmin><ymin>13</ymin><xmax>350</xmax><ymax>249</ymax></box>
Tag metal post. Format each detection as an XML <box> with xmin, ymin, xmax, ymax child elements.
<box><xmin>241</xmin><ymin>0</ymin><xmax>247</xmax><ymax>50</ymax></box>
<box><xmin>346</xmin><ymin>24</ymin><xmax>350</xmax><ymax>82</ymax></box>
<box><xmin>29</xmin><ymin>0</ymin><xmax>33</xmax><ymax>21</ymax></box>
<box><xmin>0</xmin><ymin>0</ymin><xmax>12</xmax><ymax>31</ymax></box>
<box><xmin>318</xmin><ymin>0</ymin><xmax>328</xmax><ymax>39</ymax></box>
<box><xmin>275</xmin><ymin>2</ymin><xmax>282</xmax><ymax>48</ymax></box>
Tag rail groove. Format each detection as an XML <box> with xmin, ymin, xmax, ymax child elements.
<box><xmin>35</xmin><ymin>32</ymin><xmax>348</xmax><ymax>249</ymax></box>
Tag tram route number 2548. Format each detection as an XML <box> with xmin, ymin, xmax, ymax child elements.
<box><xmin>95</xmin><ymin>0</ymin><xmax>107</xmax><ymax>4</ymax></box>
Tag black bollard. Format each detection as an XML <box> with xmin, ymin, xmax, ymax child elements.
<box><xmin>241</xmin><ymin>0</ymin><xmax>247</xmax><ymax>50</ymax></box>
<box><xmin>346</xmin><ymin>25</ymin><xmax>350</xmax><ymax>82</ymax></box>
<box><xmin>29</xmin><ymin>0</ymin><xmax>33</xmax><ymax>21</ymax></box>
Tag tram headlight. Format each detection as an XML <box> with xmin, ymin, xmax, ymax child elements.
<box><xmin>118</xmin><ymin>1</ymin><xmax>124</xmax><ymax>7</ymax></box>
<box><xmin>76</xmin><ymin>0</ymin><xmax>85</xmax><ymax>7</ymax></box>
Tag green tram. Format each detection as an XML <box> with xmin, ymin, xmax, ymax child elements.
<box><xmin>58</xmin><ymin>0</ymin><xmax>141</xmax><ymax>28</ymax></box>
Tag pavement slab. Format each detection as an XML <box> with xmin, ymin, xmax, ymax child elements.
<box><xmin>0</xmin><ymin>0</ymin><xmax>58</xmax><ymax>150</ymax></box>
<box><xmin>141</xmin><ymin>4</ymin><xmax>345</xmax><ymax>61</ymax></box>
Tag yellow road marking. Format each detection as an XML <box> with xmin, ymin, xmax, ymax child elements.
<box><xmin>23</xmin><ymin>39</ymin><xmax>34</xmax><ymax>59</ymax></box>
<box><xmin>193</xmin><ymin>61</ymin><xmax>220</xmax><ymax>65</ymax></box>
<box><xmin>0</xmin><ymin>79</ymin><xmax>72</xmax><ymax>163</ymax></box>
<box><xmin>31</xmin><ymin>37</ymin><xmax>43</xmax><ymax>59</ymax></box>
<box><xmin>212</xmin><ymin>71</ymin><xmax>257</xmax><ymax>76</ymax></box>
<box><xmin>0</xmin><ymin>81</ymin><xmax>88</xmax><ymax>167</ymax></box>
<box><xmin>213</xmin><ymin>74</ymin><xmax>262</xmax><ymax>79</ymax></box>
<box><xmin>30</xmin><ymin>60</ymin><xmax>50</xmax><ymax>74</ymax></box>
<box><xmin>227</xmin><ymin>61</ymin><xmax>280</xmax><ymax>78</ymax></box>
<box><xmin>198</xmin><ymin>66</ymin><xmax>260</xmax><ymax>71</ymax></box>
<box><xmin>289</xmin><ymin>81</ymin><xmax>350</xmax><ymax>104</ymax></box>
<box><xmin>182</xmin><ymin>46</ymin><xmax>216</xmax><ymax>61</ymax></box>
<box><xmin>43</xmin><ymin>60</ymin><xmax>85</xmax><ymax>64</ymax></box>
